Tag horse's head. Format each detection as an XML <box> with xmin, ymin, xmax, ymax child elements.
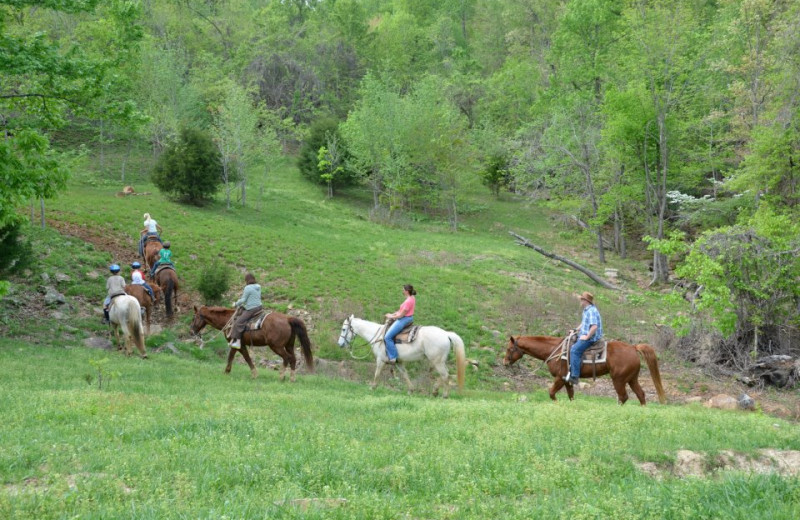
<box><xmin>190</xmin><ymin>305</ymin><xmax>208</xmax><ymax>335</ymax></box>
<box><xmin>504</xmin><ymin>336</ymin><xmax>523</xmax><ymax>367</ymax></box>
<box><xmin>337</xmin><ymin>315</ymin><xmax>356</xmax><ymax>348</ymax></box>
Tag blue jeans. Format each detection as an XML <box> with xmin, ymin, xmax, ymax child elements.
<box><xmin>135</xmin><ymin>282</ymin><xmax>155</xmax><ymax>301</ymax></box>
<box><xmin>385</xmin><ymin>316</ymin><xmax>413</xmax><ymax>361</ymax></box>
<box><xmin>570</xmin><ymin>338</ymin><xmax>598</xmax><ymax>380</ymax></box>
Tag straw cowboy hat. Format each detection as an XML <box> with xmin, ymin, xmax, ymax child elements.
<box><xmin>579</xmin><ymin>291</ymin><xmax>594</xmax><ymax>304</ymax></box>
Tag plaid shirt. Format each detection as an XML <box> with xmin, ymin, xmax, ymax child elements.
<box><xmin>580</xmin><ymin>304</ymin><xmax>603</xmax><ymax>340</ymax></box>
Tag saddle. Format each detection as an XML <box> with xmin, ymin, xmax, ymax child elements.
<box><xmin>245</xmin><ymin>310</ymin><xmax>271</xmax><ymax>331</ymax></box>
<box><xmin>559</xmin><ymin>333</ymin><xmax>608</xmax><ymax>380</ymax></box>
<box><xmin>153</xmin><ymin>263</ymin><xmax>175</xmax><ymax>276</ymax></box>
<box><xmin>384</xmin><ymin>319</ymin><xmax>420</xmax><ymax>344</ymax></box>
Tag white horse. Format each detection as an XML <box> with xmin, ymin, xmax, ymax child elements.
<box><xmin>108</xmin><ymin>295</ymin><xmax>147</xmax><ymax>358</ymax></box>
<box><xmin>338</xmin><ymin>315</ymin><xmax>466</xmax><ymax>397</ymax></box>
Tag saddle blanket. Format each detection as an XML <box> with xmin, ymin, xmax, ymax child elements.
<box><xmin>560</xmin><ymin>337</ymin><xmax>608</xmax><ymax>365</ymax></box>
<box><xmin>246</xmin><ymin>310</ymin><xmax>271</xmax><ymax>331</ymax></box>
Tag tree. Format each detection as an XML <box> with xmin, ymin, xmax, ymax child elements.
<box><xmin>0</xmin><ymin>0</ymin><xmax>139</xmax><ymax>227</ymax></box>
<box><xmin>298</xmin><ymin>117</ymin><xmax>357</xmax><ymax>192</ymax></box>
<box><xmin>152</xmin><ymin>127</ymin><xmax>223</xmax><ymax>205</ymax></box>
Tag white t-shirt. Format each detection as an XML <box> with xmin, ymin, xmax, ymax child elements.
<box><xmin>144</xmin><ymin>219</ymin><xmax>158</xmax><ymax>233</ymax></box>
<box><xmin>131</xmin><ymin>270</ymin><xmax>145</xmax><ymax>284</ymax></box>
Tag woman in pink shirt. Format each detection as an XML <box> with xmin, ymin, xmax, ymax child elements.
<box><xmin>383</xmin><ymin>284</ymin><xmax>416</xmax><ymax>364</ymax></box>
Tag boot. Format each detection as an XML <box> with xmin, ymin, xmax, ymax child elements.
<box><xmin>229</xmin><ymin>339</ymin><xmax>241</xmax><ymax>349</ymax></box>
<box><xmin>102</xmin><ymin>309</ymin><xmax>110</xmax><ymax>325</ymax></box>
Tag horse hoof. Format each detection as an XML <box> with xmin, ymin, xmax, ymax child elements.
<box><xmin>250</xmin><ymin>369</ymin><xmax>258</xmax><ymax>379</ymax></box>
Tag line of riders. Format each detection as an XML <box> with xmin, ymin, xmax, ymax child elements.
<box><xmin>102</xmin><ymin>213</ymin><xmax>175</xmax><ymax>324</ymax></box>
<box><xmin>104</xmin><ymin>215</ymin><xmax>609</xmax><ymax>391</ymax></box>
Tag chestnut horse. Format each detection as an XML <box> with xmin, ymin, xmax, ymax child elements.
<box><xmin>504</xmin><ymin>335</ymin><xmax>666</xmax><ymax>405</ymax></box>
<box><xmin>143</xmin><ymin>236</ymin><xmax>162</xmax><ymax>271</ymax></box>
<box><xmin>125</xmin><ymin>284</ymin><xmax>161</xmax><ymax>335</ymax></box>
<box><xmin>190</xmin><ymin>305</ymin><xmax>314</xmax><ymax>381</ymax></box>
<box><xmin>153</xmin><ymin>267</ymin><xmax>178</xmax><ymax>318</ymax></box>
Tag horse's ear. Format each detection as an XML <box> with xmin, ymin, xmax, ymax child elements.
<box><xmin>193</xmin><ymin>305</ymin><xmax>197</xmax><ymax>312</ymax></box>
<box><xmin>509</xmin><ymin>335</ymin><xmax>515</xmax><ymax>342</ymax></box>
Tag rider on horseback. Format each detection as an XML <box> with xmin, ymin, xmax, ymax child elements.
<box><xmin>150</xmin><ymin>241</ymin><xmax>173</xmax><ymax>278</ymax></box>
<box><xmin>130</xmin><ymin>261</ymin><xmax>156</xmax><ymax>302</ymax></box>
<box><xmin>139</xmin><ymin>213</ymin><xmax>163</xmax><ymax>257</ymax></box>
<box><xmin>383</xmin><ymin>284</ymin><xmax>416</xmax><ymax>364</ymax></box>
<box><xmin>103</xmin><ymin>264</ymin><xmax>126</xmax><ymax>324</ymax></box>
<box><xmin>566</xmin><ymin>291</ymin><xmax>603</xmax><ymax>386</ymax></box>
<box><xmin>230</xmin><ymin>273</ymin><xmax>263</xmax><ymax>349</ymax></box>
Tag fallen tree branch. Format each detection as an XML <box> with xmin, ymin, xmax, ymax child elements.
<box><xmin>509</xmin><ymin>231</ymin><xmax>620</xmax><ymax>290</ymax></box>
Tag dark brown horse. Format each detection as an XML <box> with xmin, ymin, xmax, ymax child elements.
<box><xmin>125</xmin><ymin>283</ymin><xmax>161</xmax><ymax>335</ymax></box>
<box><xmin>143</xmin><ymin>236</ymin><xmax>162</xmax><ymax>272</ymax></box>
<box><xmin>190</xmin><ymin>305</ymin><xmax>315</xmax><ymax>381</ymax></box>
<box><xmin>504</xmin><ymin>335</ymin><xmax>666</xmax><ymax>405</ymax></box>
<box><xmin>153</xmin><ymin>268</ymin><xmax>178</xmax><ymax>318</ymax></box>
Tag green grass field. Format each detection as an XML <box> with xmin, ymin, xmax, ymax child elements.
<box><xmin>1</xmin><ymin>156</ymin><xmax>798</xmax><ymax>518</ymax></box>
<box><xmin>1</xmin><ymin>343</ymin><xmax>798</xmax><ymax>519</ymax></box>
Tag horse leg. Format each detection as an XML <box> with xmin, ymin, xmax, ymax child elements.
<box><xmin>431</xmin><ymin>360</ymin><xmax>449</xmax><ymax>398</ymax></box>
<box><xmin>395</xmin><ymin>364</ymin><xmax>414</xmax><ymax>395</ymax></box>
<box><xmin>550</xmin><ymin>378</ymin><xmax>570</xmax><ymax>401</ymax></box>
<box><xmin>612</xmin><ymin>378</ymin><xmax>630</xmax><ymax>405</ymax></box>
<box><xmin>372</xmin><ymin>362</ymin><xmax>387</xmax><ymax>390</ymax></box>
<box><xmin>224</xmin><ymin>348</ymin><xmax>236</xmax><ymax>374</ymax></box>
<box><xmin>629</xmin><ymin>378</ymin><xmax>647</xmax><ymax>405</ymax></box>
<box><xmin>239</xmin><ymin>347</ymin><xmax>258</xmax><ymax>379</ymax></box>
<box><xmin>145</xmin><ymin>306</ymin><xmax>151</xmax><ymax>336</ymax></box>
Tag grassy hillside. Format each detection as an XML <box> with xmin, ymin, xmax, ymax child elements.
<box><xmin>42</xmin><ymin>156</ymin><xmax>681</xmax><ymax>363</ymax></box>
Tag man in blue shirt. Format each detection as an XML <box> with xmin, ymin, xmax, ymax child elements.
<box><xmin>567</xmin><ymin>291</ymin><xmax>603</xmax><ymax>386</ymax></box>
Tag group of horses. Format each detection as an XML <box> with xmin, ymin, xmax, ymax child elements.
<box><xmin>106</xmin><ymin>233</ymin><xmax>180</xmax><ymax>357</ymax></box>
<box><xmin>109</xmin><ymin>234</ymin><xmax>665</xmax><ymax>404</ymax></box>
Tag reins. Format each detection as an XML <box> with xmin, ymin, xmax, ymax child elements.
<box><xmin>192</xmin><ymin>310</ymin><xmax>237</xmax><ymax>346</ymax></box>
<box><xmin>515</xmin><ymin>335</ymin><xmax>567</xmax><ymax>375</ymax></box>
<box><xmin>341</xmin><ymin>318</ymin><xmax>384</xmax><ymax>360</ymax></box>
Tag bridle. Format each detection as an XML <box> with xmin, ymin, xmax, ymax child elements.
<box><xmin>339</xmin><ymin>316</ymin><xmax>383</xmax><ymax>360</ymax></box>
<box><xmin>507</xmin><ymin>336</ymin><xmax>565</xmax><ymax>374</ymax></box>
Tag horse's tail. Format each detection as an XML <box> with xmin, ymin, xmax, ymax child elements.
<box><xmin>127</xmin><ymin>299</ymin><xmax>147</xmax><ymax>357</ymax></box>
<box><xmin>290</xmin><ymin>317</ymin><xmax>314</xmax><ymax>373</ymax></box>
<box><xmin>164</xmin><ymin>277</ymin><xmax>174</xmax><ymax>317</ymax></box>
<box><xmin>635</xmin><ymin>344</ymin><xmax>666</xmax><ymax>404</ymax></box>
<box><xmin>448</xmin><ymin>332</ymin><xmax>466</xmax><ymax>392</ymax></box>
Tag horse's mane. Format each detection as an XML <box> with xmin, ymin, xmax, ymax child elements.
<box><xmin>204</xmin><ymin>305</ymin><xmax>234</xmax><ymax>314</ymax></box>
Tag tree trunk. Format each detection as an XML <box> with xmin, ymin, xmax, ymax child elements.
<box><xmin>509</xmin><ymin>232</ymin><xmax>619</xmax><ymax>290</ymax></box>
<box><xmin>40</xmin><ymin>198</ymin><xmax>45</xmax><ymax>229</ymax></box>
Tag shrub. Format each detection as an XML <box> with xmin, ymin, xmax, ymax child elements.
<box><xmin>152</xmin><ymin>127</ymin><xmax>223</xmax><ymax>205</ymax></box>
<box><xmin>196</xmin><ymin>260</ymin><xmax>232</xmax><ymax>304</ymax></box>
<box><xmin>297</xmin><ymin>118</ymin><xmax>358</xmax><ymax>189</ymax></box>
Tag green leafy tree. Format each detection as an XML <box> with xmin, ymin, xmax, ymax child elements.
<box><xmin>0</xmin><ymin>0</ymin><xmax>140</xmax><ymax>227</ymax></box>
<box><xmin>152</xmin><ymin>127</ymin><xmax>223</xmax><ymax>205</ymax></box>
<box><xmin>298</xmin><ymin>117</ymin><xmax>357</xmax><ymax>191</ymax></box>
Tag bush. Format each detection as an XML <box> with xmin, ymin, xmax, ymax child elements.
<box><xmin>297</xmin><ymin>118</ymin><xmax>358</xmax><ymax>189</ymax></box>
<box><xmin>196</xmin><ymin>260</ymin><xmax>232</xmax><ymax>304</ymax></box>
<box><xmin>152</xmin><ymin>127</ymin><xmax>223</xmax><ymax>205</ymax></box>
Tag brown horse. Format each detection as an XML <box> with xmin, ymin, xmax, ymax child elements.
<box><xmin>504</xmin><ymin>335</ymin><xmax>666</xmax><ymax>405</ymax></box>
<box><xmin>190</xmin><ymin>305</ymin><xmax>315</xmax><ymax>381</ymax></box>
<box><xmin>143</xmin><ymin>236</ymin><xmax>162</xmax><ymax>271</ymax></box>
<box><xmin>125</xmin><ymin>284</ymin><xmax>162</xmax><ymax>335</ymax></box>
<box><xmin>153</xmin><ymin>267</ymin><xmax>178</xmax><ymax>318</ymax></box>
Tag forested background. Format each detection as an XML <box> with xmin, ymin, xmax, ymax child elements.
<box><xmin>2</xmin><ymin>0</ymin><xmax>799</xmax><ymax>371</ymax></box>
